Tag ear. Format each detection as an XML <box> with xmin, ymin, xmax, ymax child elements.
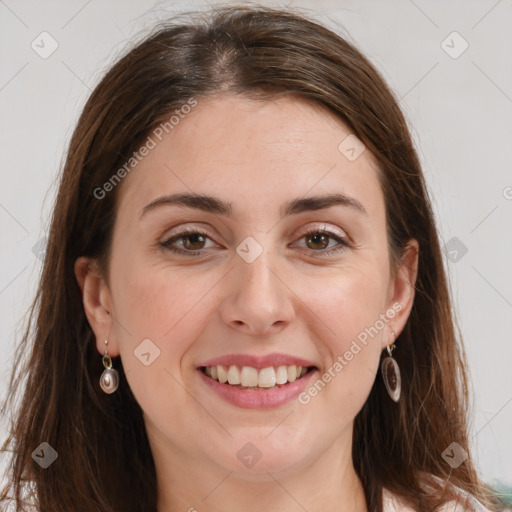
<box><xmin>382</xmin><ymin>239</ymin><xmax>419</xmax><ymax>349</ymax></box>
<box><xmin>74</xmin><ymin>256</ymin><xmax>119</xmax><ymax>356</ymax></box>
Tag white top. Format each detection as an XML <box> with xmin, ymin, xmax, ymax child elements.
<box><xmin>383</xmin><ymin>486</ymin><xmax>492</xmax><ymax>512</ymax></box>
<box><xmin>0</xmin><ymin>490</ymin><xmax>496</xmax><ymax>512</ymax></box>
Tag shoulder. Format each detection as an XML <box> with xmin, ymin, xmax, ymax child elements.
<box><xmin>382</xmin><ymin>487</ymin><xmax>416</xmax><ymax>511</ymax></box>
<box><xmin>382</xmin><ymin>477</ymin><xmax>493</xmax><ymax>512</ymax></box>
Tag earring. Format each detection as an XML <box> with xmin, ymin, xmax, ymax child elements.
<box><xmin>99</xmin><ymin>339</ymin><xmax>119</xmax><ymax>394</ymax></box>
<box><xmin>381</xmin><ymin>331</ymin><xmax>401</xmax><ymax>402</ymax></box>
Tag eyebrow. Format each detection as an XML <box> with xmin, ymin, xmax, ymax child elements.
<box><xmin>140</xmin><ymin>192</ymin><xmax>367</xmax><ymax>219</ymax></box>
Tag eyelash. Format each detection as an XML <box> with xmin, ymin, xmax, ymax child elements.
<box><xmin>160</xmin><ymin>227</ymin><xmax>350</xmax><ymax>257</ymax></box>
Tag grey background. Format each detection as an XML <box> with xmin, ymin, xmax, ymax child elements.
<box><xmin>1</xmin><ymin>0</ymin><xmax>511</xmax><ymax>489</ymax></box>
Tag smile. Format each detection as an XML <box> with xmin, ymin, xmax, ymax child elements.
<box><xmin>198</xmin><ymin>358</ymin><xmax>318</xmax><ymax>409</ymax></box>
<box><xmin>201</xmin><ymin>364</ymin><xmax>313</xmax><ymax>389</ymax></box>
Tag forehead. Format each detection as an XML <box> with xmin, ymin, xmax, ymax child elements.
<box><xmin>116</xmin><ymin>94</ymin><xmax>384</xmax><ymax>222</ymax></box>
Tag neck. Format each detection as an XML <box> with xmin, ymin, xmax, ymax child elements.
<box><xmin>150</xmin><ymin>424</ymin><xmax>368</xmax><ymax>512</ymax></box>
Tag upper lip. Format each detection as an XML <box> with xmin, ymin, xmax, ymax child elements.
<box><xmin>198</xmin><ymin>353</ymin><xmax>317</xmax><ymax>370</ymax></box>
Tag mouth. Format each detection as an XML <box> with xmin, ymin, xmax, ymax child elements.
<box><xmin>199</xmin><ymin>364</ymin><xmax>317</xmax><ymax>390</ymax></box>
<box><xmin>197</xmin><ymin>363</ymin><xmax>319</xmax><ymax>409</ymax></box>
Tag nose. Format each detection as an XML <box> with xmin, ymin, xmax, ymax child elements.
<box><xmin>219</xmin><ymin>251</ymin><xmax>295</xmax><ymax>336</ymax></box>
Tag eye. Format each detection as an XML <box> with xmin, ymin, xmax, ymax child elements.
<box><xmin>160</xmin><ymin>229</ymin><xmax>218</xmax><ymax>255</ymax></box>
<box><xmin>293</xmin><ymin>227</ymin><xmax>349</xmax><ymax>255</ymax></box>
<box><xmin>159</xmin><ymin>226</ymin><xmax>349</xmax><ymax>257</ymax></box>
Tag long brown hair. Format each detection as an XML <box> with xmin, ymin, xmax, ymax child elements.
<box><xmin>1</xmin><ymin>5</ymin><xmax>505</xmax><ymax>511</ymax></box>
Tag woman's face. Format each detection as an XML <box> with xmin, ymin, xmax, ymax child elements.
<box><xmin>78</xmin><ymin>94</ymin><xmax>417</xmax><ymax>481</ymax></box>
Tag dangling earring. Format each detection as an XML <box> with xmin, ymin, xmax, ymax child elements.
<box><xmin>381</xmin><ymin>331</ymin><xmax>401</xmax><ymax>402</ymax></box>
<box><xmin>99</xmin><ymin>339</ymin><xmax>119</xmax><ymax>394</ymax></box>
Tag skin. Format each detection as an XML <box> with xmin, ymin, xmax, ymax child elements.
<box><xmin>75</xmin><ymin>94</ymin><xmax>418</xmax><ymax>512</ymax></box>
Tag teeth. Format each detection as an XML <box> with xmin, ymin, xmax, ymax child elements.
<box><xmin>227</xmin><ymin>365</ymin><xmax>241</xmax><ymax>385</ymax></box>
<box><xmin>240</xmin><ymin>366</ymin><xmax>258</xmax><ymax>387</ymax></box>
<box><xmin>203</xmin><ymin>364</ymin><xmax>311</xmax><ymax>388</ymax></box>
<box><xmin>258</xmin><ymin>367</ymin><xmax>276</xmax><ymax>388</ymax></box>
<box><xmin>217</xmin><ymin>365</ymin><xmax>228</xmax><ymax>383</ymax></box>
<box><xmin>276</xmin><ymin>365</ymin><xmax>288</xmax><ymax>384</ymax></box>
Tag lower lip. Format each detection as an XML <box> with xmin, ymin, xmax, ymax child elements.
<box><xmin>198</xmin><ymin>369</ymin><xmax>318</xmax><ymax>409</ymax></box>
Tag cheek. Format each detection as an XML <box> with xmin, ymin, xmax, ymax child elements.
<box><xmin>296</xmin><ymin>262</ymin><xmax>389</xmax><ymax>413</ymax></box>
<box><xmin>108</xmin><ymin>256</ymin><xmax>224</xmax><ymax>411</ymax></box>
<box><xmin>303</xmin><ymin>260</ymin><xmax>389</xmax><ymax>348</ymax></box>
<box><xmin>111</xmin><ymin>262</ymin><xmax>223</xmax><ymax>359</ymax></box>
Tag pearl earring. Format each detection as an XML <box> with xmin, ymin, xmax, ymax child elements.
<box><xmin>99</xmin><ymin>339</ymin><xmax>119</xmax><ymax>394</ymax></box>
<box><xmin>381</xmin><ymin>330</ymin><xmax>401</xmax><ymax>402</ymax></box>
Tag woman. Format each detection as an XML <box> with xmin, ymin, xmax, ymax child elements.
<box><xmin>0</xmin><ymin>5</ymin><xmax>506</xmax><ymax>512</ymax></box>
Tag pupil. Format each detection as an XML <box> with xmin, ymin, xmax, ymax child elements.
<box><xmin>307</xmin><ymin>233</ymin><xmax>328</xmax><ymax>249</ymax></box>
<box><xmin>184</xmin><ymin>234</ymin><xmax>205</xmax><ymax>250</ymax></box>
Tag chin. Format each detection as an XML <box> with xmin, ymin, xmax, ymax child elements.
<box><xmin>215</xmin><ymin>429</ymin><xmax>314</xmax><ymax>478</ymax></box>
